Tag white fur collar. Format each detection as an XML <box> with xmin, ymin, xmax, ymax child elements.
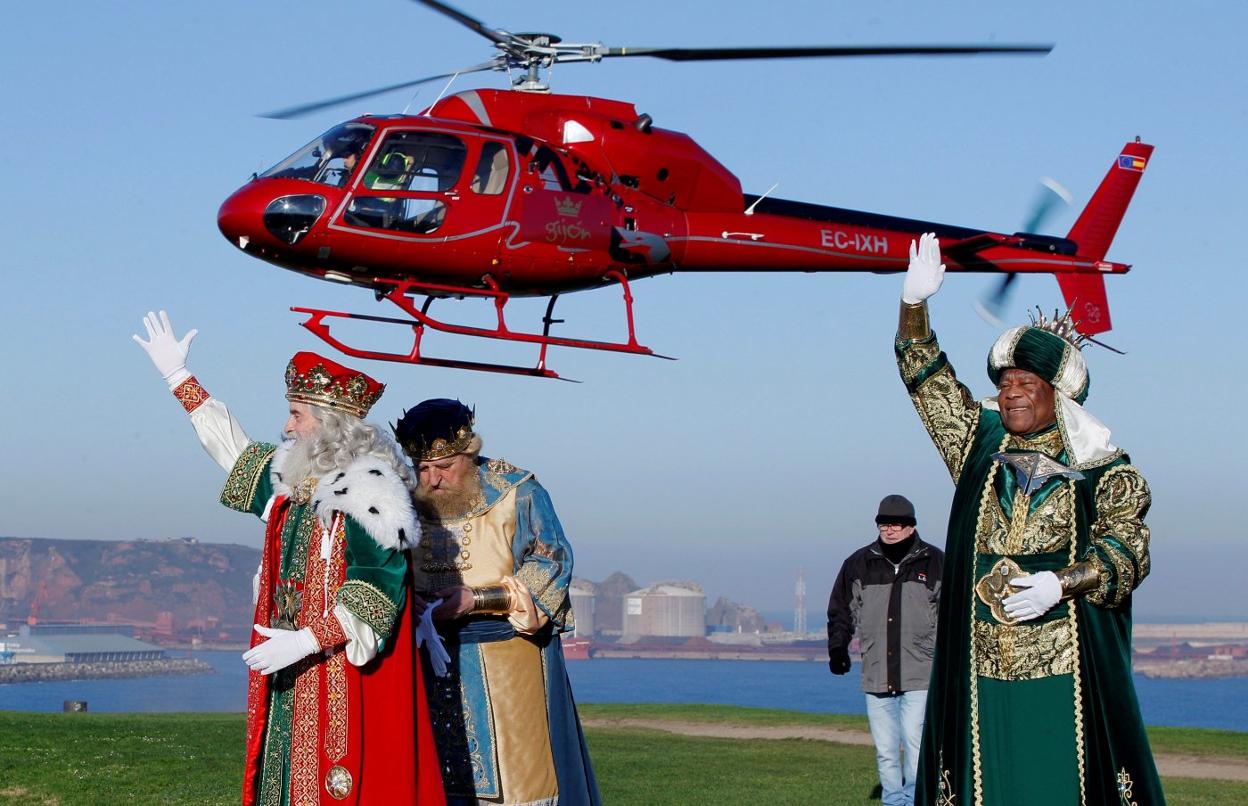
<box><xmin>309</xmin><ymin>456</ymin><xmax>420</xmax><ymax>551</ymax></box>
<box><xmin>269</xmin><ymin>440</ymin><xmax>297</xmax><ymax>499</ymax></box>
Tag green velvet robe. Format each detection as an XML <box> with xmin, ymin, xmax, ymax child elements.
<box><xmin>897</xmin><ymin>331</ymin><xmax>1165</xmax><ymax>806</ymax></box>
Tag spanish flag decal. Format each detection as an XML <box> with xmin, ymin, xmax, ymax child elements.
<box><xmin>1117</xmin><ymin>154</ymin><xmax>1147</xmax><ymax>171</ymax></box>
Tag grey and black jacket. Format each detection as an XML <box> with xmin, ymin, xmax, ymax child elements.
<box><xmin>827</xmin><ymin>535</ymin><xmax>943</xmax><ymax>694</ymax></box>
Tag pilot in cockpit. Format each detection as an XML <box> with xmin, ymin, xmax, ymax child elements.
<box><xmin>316</xmin><ymin>136</ymin><xmax>369</xmax><ymax>188</ymax></box>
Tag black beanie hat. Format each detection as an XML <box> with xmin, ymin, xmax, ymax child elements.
<box><xmin>875</xmin><ymin>494</ymin><xmax>917</xmax><ymax>526</ymax></box>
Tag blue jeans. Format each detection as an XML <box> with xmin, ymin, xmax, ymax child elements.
<box><xmin>865</xmin><ymin>690</ymin><xmax>927</xmax><ymax>806</ymax></box>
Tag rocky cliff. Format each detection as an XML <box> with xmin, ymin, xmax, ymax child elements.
<box><xmin>0</xmin><ymin>536</ymin><xmax>260</xmax><ymax>644</ymax></box>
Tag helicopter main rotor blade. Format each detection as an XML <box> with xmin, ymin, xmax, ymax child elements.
<box><xmin>260</xmin><ymin>60</ymin><xmax>499</xmax><ymax>120</ymax></box>
<box><xmin>601</xmin><ymin>44</ymin><xmax>1052</xmax><ymax>61</ymax></box>
<box><xmin>412</xmin><ymin>0</ymin><xmax>509</xmax><ymax>46</ymax></box>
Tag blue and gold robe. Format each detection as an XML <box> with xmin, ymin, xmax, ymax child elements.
<box><xmin>411</xmin><ymin>456</ymin><xmax>599</xmax><ymax>806</ymax></box>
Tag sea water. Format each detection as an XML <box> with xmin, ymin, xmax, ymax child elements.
<box><xmin>0</xmin><ymin>651</ymin><xmax>1244</xmax><ymax>732</ymax></box>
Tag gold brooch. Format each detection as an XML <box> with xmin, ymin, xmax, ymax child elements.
<box><xmin>975</xmin><ymin>558</ymin><xmax>1028</xmax><ymax>625</ymax></box>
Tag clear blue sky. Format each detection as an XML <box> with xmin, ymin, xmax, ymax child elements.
<box><xmin>2</xmin><ymin>1</ymin><xmax>1244</xmax><ymax>621</ymax></box>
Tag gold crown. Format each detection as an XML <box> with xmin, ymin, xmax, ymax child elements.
<box><xmin>284</xmin><ymin>354</ymin><xmax>384</xmax><ymax>419</ymax></box>
<box><xmin>1027</xmin><ymin>305</ymin><xmax>1087</xmax><ymax>350</ymax></box>
<box><xmin>398</xmin><ymin>424</ymin><xmax>476</xmax><ymax>462</ymax></box>
<box><xmin>554</xmin><ymin>195</ymin><xmax>583</xmax><ymax>218</ymax></box>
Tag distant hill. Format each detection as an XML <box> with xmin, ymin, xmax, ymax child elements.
<box><xmin>0</xmin><ymin>537</ymin><xmax>259</xmax><ymax>644</ymax></box>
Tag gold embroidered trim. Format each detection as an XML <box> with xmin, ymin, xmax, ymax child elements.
<box><xmin>972</xmin><ymin>617</ymin><xmax>1077</xmax><ymax>680</ymax></box>
<box><xmin>898</xmin><ymin>336</ymin><xmax>941</xmax><ymax>384</ymax></box>
<box><xmin>259</xmin><ymin>686</ymin><xmax>292</xmax><ymax>806</ymax></box>
<box><xmin>172</xmin><ymin>375</ymin><xmax>210</xmax><ymax>414</ymax></box>
<box><xmin>289</xmin><ymin>656</ymin><xmax>322</xmax><ymax>805</ymax></box>
<box><xmin>977</xmin><ymin>476</ymin><xmax>1076</xmax><ymax>556</ymax></box>
<box><xmin>515</xmin><ymin>561</ymin><xmax>570</xmax><ymax>628</ymax></box>
<box><xmin>970</xmin><ymin>434</ymin><xmax>1008</xmax><ymax>806</ymax></box>
<box><xmin>307</xmin><ymin>518</ymin><xmax>348</xmax><ymax>648</ymax></box>
<box><xmin>286</xmin><ymin>506</ymin><xmax>316</xmax><ymax>583</ymax></box>
<box><xmin>1088</xmin><ymin>464</ymin><xmax>1151</xmax><ymax>607</ymax></box>
<box><xmin>485</xmin><ymin>457</ymin><xmax>522</xmax><ymax>475</ymax></box>
<box><xmin>337</xmin><ymin>580</ymin><xmax>399</xmax><ymax>638</ymax></box>
<box><xmin>1116</xmin><ymin>768</ymin><xmax>1138</xmax><ymax>806</ymax></box>
<box><xmin>908</xmin><ymin>366</ymin><xmax>981</xmax><ymax>482</ymax></box>
<box><xmin>936</xmin><ymin>749</ymin><xmax>957</xmax><ymax>806</ymax></box>
<box><xmin>220</xmin><ymin>442</ymin><xmax>276</xmax><ymax>512</ymax></box>
<box><xmin>1066</xmin><ymin>504</ymin><xmax>1087</xmax><ymax>806</ymax></box>
<box><xmin>325</xmin><ymin>651</ymin><xmax>348</xmax><ymax>763</ymax></box>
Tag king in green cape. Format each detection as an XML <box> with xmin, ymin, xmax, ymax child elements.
<box><xmin>895</xmin><ymin>235</ymin><xmax>1164</xmax><ymax>806</ymax></box>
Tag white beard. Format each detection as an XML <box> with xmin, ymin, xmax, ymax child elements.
<box><xmin>273</xmin><ymin>435</ymin><xmax>319</xmax><ymax>490</ymax></box>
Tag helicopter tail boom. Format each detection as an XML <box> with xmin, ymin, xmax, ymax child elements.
<box><xmin>1054</xmin><ymin>139</ymin><xmax>1153</xmax><ymax>334</ymax></box>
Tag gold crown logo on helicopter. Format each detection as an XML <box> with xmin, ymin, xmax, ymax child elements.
<box><xmin>554</xmin><ymin>196</ymin><xmax>584</xmax><ymax>218</ymax></box>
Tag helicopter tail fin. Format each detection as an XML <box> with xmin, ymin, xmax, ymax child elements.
<box><xmin>1056</xmin><ymin>140</ymin><xmax>1154</xmax><ymax>335</ymax></box>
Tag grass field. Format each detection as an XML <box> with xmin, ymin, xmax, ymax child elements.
<box><xmin>0</xmin><ymin>706</ymin><xmax>1242</xmax><ymax>805</ymax></box>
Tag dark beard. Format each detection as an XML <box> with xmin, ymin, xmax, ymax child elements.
<box><xmin>414</xmin><ymin>474</ymin><xmax>484</xmax><ymax>521</ymax></box>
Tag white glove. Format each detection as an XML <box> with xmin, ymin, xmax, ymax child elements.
<box><xmin>902</xmin><ymin>232</ymin><xmax>946</xmax><ymax>304</ymax></box>
<box><xmin>132</xmin><ymin>310</ymin><xmax>198</xmax><ymax>388</ymax></box>
<box><xmin>242</xmin><ymin>625</ymin><xmax>321</xmax><ymax>675</ymax></box>
<box><xmin>415</xmin><ymin>599</ymin><xmax>451</xmax><ymax>677</ymax></box>
<box><xmin>1003</xmin><ymin>571</ymin><xmax>1062</xmax><ymax>622</ymax></box>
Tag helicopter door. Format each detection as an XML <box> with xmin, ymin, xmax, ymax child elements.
<box><xmin>515</xmin><ymin>145</ymin><xmax>611</xmax><ymax>253</ymax></box>
<box><xmin>339</xmin><ymin>131</ymin><xmax>468</xmax><ymax>235</ymax></box>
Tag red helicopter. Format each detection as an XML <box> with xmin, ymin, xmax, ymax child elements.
<box><xmin>217</xmin><ymin>0</ymin><xmax>1152</xmax><ymax>380</ymax></box>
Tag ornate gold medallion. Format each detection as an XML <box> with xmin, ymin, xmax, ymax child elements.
<box><xmin>292</xmin><ymin>475</ymin><xmax>318</xmax><ymax>506</ymax></box>
<box><xmin>272</xmin><ymin>581</ymin><xmax>302</xmax><ymax>630</ymax></box>
<box><xmin>324</xmin><ymin>765</ymin><xmax>353</xmax><ymax>800</ymax></box>
<box><xmin>975</xmin><ymin>558</ymin><xmax>1028</xmax><ymax>625</ymax></box>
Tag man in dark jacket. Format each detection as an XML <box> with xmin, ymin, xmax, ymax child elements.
<box><xmin>828</xmin><ymin>494</ymin><xmax>943</xmax><ymax>806</ymax></box>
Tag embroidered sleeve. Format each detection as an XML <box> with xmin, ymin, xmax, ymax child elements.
<box><xmin>512</xmin><ymin>480</ymin><xmax>574</xmax><ymax>631</ymax></box>
<box><xmin>1084</xmin><ymin>464</ymin><xmax>1152</xmax><ymax>608</ymax></box>
<box><xmin>896</xmin><ymin>332</ymin><xmax>981</xmax><ymax>481</ymax></box>
<box><xmin>172</xmin><ymin>376</ymin><xmax>210</xmax><ymax>413</ymax></box>
<box><xmin>219</xmin><ymin>442</ymin><xmax>277</xmax><ymax>515</ymax></box>
<box><xmin>339</xmin><ymin>516</ymin><xmax>407</xmax><ymax>639</ymax></box>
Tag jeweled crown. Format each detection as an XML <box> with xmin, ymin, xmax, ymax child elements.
<box><xmin>1028</xmin><ymin>306</ymin><xmax>1088</xmax><ymax>350</ymax></box>
<box><xmin>393</xmin><ymin>398</ymin><xmax>476</xmax><ymax>461</ymax></box>
<box><xmin>284</xmin><ymin>352</ymin><xmax>384</xmax><ymax>419</ymax></box>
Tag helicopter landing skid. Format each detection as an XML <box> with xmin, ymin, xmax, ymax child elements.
<box><xmin>291</xmin><ymin>271</ymin><xmax>673</xmax><ymax>381</ymax></box>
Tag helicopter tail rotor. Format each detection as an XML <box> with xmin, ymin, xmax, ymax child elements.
<box><xmin>976</xmin><ymin>177</ymin><xmax>1072</xmax><ymax>326</ymax></box>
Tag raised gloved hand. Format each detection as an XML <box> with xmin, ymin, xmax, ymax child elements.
<box><xmin>828</xmin><ymin>647</ymin><xmax>851</xmax><ymax>675</ymax></box>
<box><xmin>902</xmin><ymin>232</ymin><xmax>946</xmax><ymax>304</ymax></box>
<box><xmin>1003</xmin><ymin>571</ymin><xmax>1062</xmax><ymax>622</ymax></box>
<box><xmin>132</xmin><ymin>310</ymin><xmax>197</xmax><ymax>388</ymax></box>
<box><xmin>243</xmin><ymin>625</ymin><xmax>320</xmax><ymax>675</ymax></box>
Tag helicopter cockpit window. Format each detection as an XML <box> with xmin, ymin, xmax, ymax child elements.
<box><xmin>259</xmin><ymin>123</ymin><xmax>375</xmax><ymax>188</ymax></box>
<box><xmin>470</xmin><ymin>142</ymin><xmax>511</xmax><ymax>196</ymax></box>
<box><xmin>344</xmin><ymin>197</ymin><xmax>446</xmax><ymax>235</ymax></box>
<box><xmin>362</xmin><ymin>132</ymin><xmax>467</xmax><ymax>192</ymax></box>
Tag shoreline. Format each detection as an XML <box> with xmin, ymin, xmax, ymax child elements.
<box><xmin>0</xmin><ymin>658</ymin><xmax>212</xmax><ymax>685</ymax></box>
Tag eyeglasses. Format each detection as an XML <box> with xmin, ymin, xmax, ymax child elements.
<box><xmin>877</xmin><ymin>522</ymin><xmax>910</xmax><ymax>531</ymax></box>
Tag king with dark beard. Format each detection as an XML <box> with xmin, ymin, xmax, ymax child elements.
<box><xmin>395</xmin><ymin>399</ymin><xmax>600</xmax><ymax>806</ymax></box>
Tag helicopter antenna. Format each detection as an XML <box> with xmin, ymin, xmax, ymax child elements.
<box><xmin>402</xmin><ymin>89</ymin><xmax>422</xmax><ymax>115</ymax></box>
<box><xmin>425</xmin><ymin>71</ymin><xmax>464</xmax><ymax>115</ymax></box>
<box><xmin>745</xmin><ymin>182</ymin><xmax>780</xmax><ymax>215</ymax></box>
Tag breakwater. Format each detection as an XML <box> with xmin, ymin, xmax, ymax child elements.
<box><xmin>0</xmin><ymin>658</ymin><xmax>212</xmax><ymax>684</ymax></box>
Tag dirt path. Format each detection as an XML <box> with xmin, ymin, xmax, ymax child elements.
<box><xmin>582</xmin><ymin>718</ymin><xmax>1248</xmax><ymax>782</ymax></box>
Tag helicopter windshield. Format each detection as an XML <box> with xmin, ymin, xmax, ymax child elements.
<box><xmin>260</xmin><ymin>122</ymin><xmax>376</xmax><ymax>187</ymax></box>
